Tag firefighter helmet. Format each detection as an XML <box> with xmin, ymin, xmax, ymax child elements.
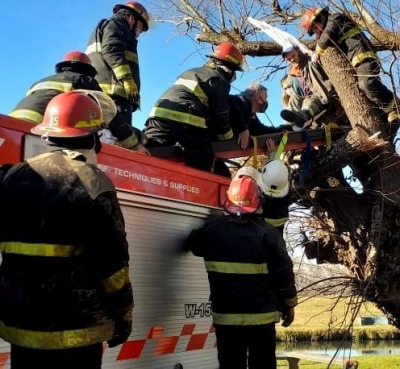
<box><xmin>207</xmin><ymin>42</ymin><xmax>244</xmax><ymax>71</ymax></box>
<box><xmin>300</xmin><ymin>7</ymin><xmax>329</xmax><ymax>36</ymax></box>
<box><xmin>113</xmin><ymin>2</ymin><xmax>151</xmax><ymax>31</ymax></box>
<box><xmin>235</xmin><ymin>166</ymin><xmax>262</xmax><ymax>188</ymax></box>
<box><xmin>261</xmin><ymin>160</ymin><xmax>290</xmax><ymax>198</ymax></box>
<box><xmin>224</xmin><ymin>175</ymin><xmax>261</xmax><ymax>215</ymax></box>
<box><xmin>31</xmin><ymin>91</ymin><xmax>106</xmax><ymax>138</ymax></box>
<box><xmin>55</xmin><ymin>51</ymin><xmax>97</xmax><ymax>77</ymax></box>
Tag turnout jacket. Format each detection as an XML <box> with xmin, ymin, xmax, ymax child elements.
<box><xmin>186</xmin><ymin>213</ymin><xmax>297</xmax><ymax>326</ymax></box>
<box><xmin>10</xmin><ymin>71</ymin><xmax>101</xmax><ymax>124</ymax></box>
<box><xmin>316</xmin><ymin>12</ymin><xmax>377</xmax><ymax>67</ymax></box>
<box><xmin>86</xmin><ymin>15</ymin><xmax>140</xmax><ymax>101</ymax></box>
<box><xmin>149</xmin><ymin>66</ymin><xmax>233</xmax><ymax>140</ymax></box>
<box><xmin>228</xmin><ymin>95</ymin><xmax>278</xmax><ymax>137</ymax></box>
<box><xmin>0</xmin><ymin>150</ymin><xmax>133</xmax><ymax>349</ymax></box>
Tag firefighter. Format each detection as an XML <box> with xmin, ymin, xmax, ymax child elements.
<box><xmin>143</xmin><ymin>42</ymin><xmax>243</xmax><ymax>175</ymax></box>
<box><xmin>185</xmin><ymin>174</ymin><xmax>297</xmax><ymax>369</ymax></box>
<box><xmin>86</xmin><ymin>1</ymin><xmax>153</xmax><ymax>154</ymax></box>
<box><xmin>301</xmin><ymin>6</ymin><xmax>399</xmax><ymax>124</ymax></box>
<box><xmin>0</xmin><ymin>91</ymin><xmax>133</xmax><ymax>369</ymax></box>
<box><xmin>228</xmin><ymin>83</ymin><xmax>291</xmax><ymax>150</ymax></box>
<box><xmin>10</xmin><ymin>51</ymin><xmax>101</xmax><ymax>125</ymax></box>
<box><xmin>260</xmin><ymin>158</ymin><xmax>291</xmax><ymax>236</ymax></box>
<box><xmin>280</xmin><ymin>45</ymin><xmax>335</xmax><ymax>129</ymax></box>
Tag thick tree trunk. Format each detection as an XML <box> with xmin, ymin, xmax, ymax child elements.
<box><xmin>300</xmin><ymin>47</ymin><xmax>400</xmax><ymax>329</ymax></box>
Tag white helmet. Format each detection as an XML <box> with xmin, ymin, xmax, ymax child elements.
<box><xmin>261</xmin><ymin>160</ymin><xmax>290</xmax><ymax>198</ymax></box>
<box><xmin>235</xmin><ymin>166</ymin><xmax>262</xmax><ymax>188</ymax></box>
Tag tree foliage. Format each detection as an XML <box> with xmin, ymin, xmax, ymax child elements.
<box><xmin>149</xmin><ymin>0</ymin><xmax>400</xmax><ymax>330</ymax></box>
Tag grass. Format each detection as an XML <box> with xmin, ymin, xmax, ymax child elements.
<box><xmin>276</xmin><ymin>296</ymin><xmax>400</xmax><ymax>342</ymax></box>
<box><xmin>277</xmin><ymin>356</ymin><xmax>400</xmax><ymax>368</ymax></box>
<box><xmin>275</xmin><ymin>297</ymin><xmax>400</xmax><ymax>367</ymax></box>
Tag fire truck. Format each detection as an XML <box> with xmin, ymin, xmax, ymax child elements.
<box><xmin>0</xmin><ymin>113</ymin><xmax>347</xmax><ymax>368</ymax></box>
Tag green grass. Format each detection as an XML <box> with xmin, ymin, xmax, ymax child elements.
<box><xmin>275</xmin><ymin>297</ymin><xmax>400</xmax><ymax>367</ymax></box>
<box><xmin>276</xmin><ymin>296</ymin><xmax>400</xmax><ymax>342</ymax></box>
<box><xmin>277</xmin><ymin>356</ymin><xmax>400</xmax><ymax>368</ymax></box>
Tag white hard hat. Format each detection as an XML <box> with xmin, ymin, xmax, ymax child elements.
<box><xmin>261</xmin><ymin>160</ymin><xmax>290</xmax><ymax>198</ymax></box>
<box><xmin>235</xmin><ymin>166</ymin><xmax>263</xmax><ymax>188</ymax></box>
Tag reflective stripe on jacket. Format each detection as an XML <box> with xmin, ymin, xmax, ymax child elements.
<box><xmin>0</xmin><ymin>151</ymin><xmax>133</xmax><ymax>349</ymax></box>
<box><xmin>186</xmin><ymin>214</ymin><xmax>297</xmax><ymax>326</ymax></box>
<box><xmin>317</xmin><ymin>12</ymin><xmax>378</xmax><ymax>68</ymax></box>
<box><xmin>10</xmin><ymin>71</ymin><xmax>102</xmax><ymax>124</ymax></box>
<box><xmin>149</xmin><ymin>66</ymin><xmax>233</xmax><ymax>138</ymax></box>
<box><xmin>86</xmin><ymin>15</ymin><xmax>140</xmax><ymax>100</ymax></box>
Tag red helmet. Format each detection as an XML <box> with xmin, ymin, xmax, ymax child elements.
<box><xmin>224</xmin><ymin>176</ymin><xmax>261</xmax><ymax>215</ymax></box>
<box><xmin>31</xmin><ymin>91</ymin><xmax>104</xmax><ymax>138</ymax></box>
<box><xmin>55</xmin><ymin>51</ymin><xmax>97</xmax><ymax>77</ymax></box>
<box><xmin>207</xmin><ymin>42</ymin><xmax>244</xmax><ymax>71</ymax></box>
<box><xmin>300</xmin><ymin>7</ymin><xmax>329</xmax><ymax>36</ymax></box>
<box><xmin>113</xmin><ymin>2</ymin><xmax>151</xmax><ymax>31</ymax></box>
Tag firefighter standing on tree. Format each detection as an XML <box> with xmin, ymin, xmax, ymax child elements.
<box><xmin>0</xmin><ymin>91</ymin><xmax>133</xmax><ymax>369</ymax></box>
<box><xmin>301</xmin><ymin>6</ymin><xmax>400</xmax><ymax>124</ymax></box>
<box><xmin>185</xmin><ymin>175</ymin><xmax>297</xmax><ymax>369</ymax></box>
<box><xmin>10</xmin><ymin>51</ymin><xmax>101</xmax><ymax>125</ymax></box>
<box><xmin>144</xmin><ymin>42</ymin><xmax>243</xmax><ymax>175</ymax></box>
<box><xmin>86</xmin><ymin>1</ymin><xmax>153</xmax><ymax>154</ymax></box>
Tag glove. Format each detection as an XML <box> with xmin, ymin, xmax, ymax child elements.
<box><xmin>107</xmin><ymin>313</ymin><xmax>132</xmax><ymax>348</ymax></box>
<box><xmin>281</xmin><ymin>306</ymin><xmax>295</xmax><ymax>327</ymax></box>
<box><xmin>123</xmin><ymin>78</ymin><xmax>138</xmax><ymax>104</ymax></box>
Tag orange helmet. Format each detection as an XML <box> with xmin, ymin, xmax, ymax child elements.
<box><xmin>224</xmin><ymin>176</ymin><xmax>261</xmax><ymax>215</ymax></box>
<box><xmin>207</xmin><ymin>42</ymin><xmax>244</xmax><ymax>71</ymax></box>
<box><xmin>55</xmin><ymin>51</ymin><xmax>97</xmax><ymax>77</ymax></box>
<box><xmin>31</xmin><ymin>91</ymin><xmax>105</xmax><ymax>138</ymax></box>
<box><xmin>113</xmin><ymin>2</ymin><xmax>151</xmax><ymax>31</ymax></box>
<box><xmin>301</xmin><ymin>7</ymin><xmax>329</xmax><ymax>36</ymax></box>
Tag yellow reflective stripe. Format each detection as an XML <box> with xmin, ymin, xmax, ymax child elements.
<box><xmin>75</xmin><ymin>118</ymin><xmax>103</xmax><ymax>129</ymax></box>
<box><xmin>99</xmin><ymin>83</ymin><xmax>125</xmax><ymax>98</ymax></box>
<box><xmin>264</xmin><ymin>217</ymin><xmax>289</xmax><ymax>228</ymax></box>
<box><xmin>316</xmin><ymin>45</ymin><xmax>325</xmax><ymax>56</ymax></box>
<box><xmin>351</xmin><ymin>51</ymin><xmax>377</xmax><ymax>67</ymax></box>
<box><xmin>86</xmin><ymin>42</ymin><xmax>101</xmax><ymax>54</ymax></box>
<box><xmin>27</xmin><ymin>81</ymin><xmax>73</xmax><ymax>95</ymax></box>
<box><xmin>325</xmin><ymin>123</ymin><xmax>332</xmax><ymax>150</ymax></box>
<box><xmin>102</xmin><ymin>267</ymin><xmax>131</xmax><ymax>294</ymax></box>
<box><xmin>10</xmin><ymin>110</ymin><xmax>43</xmax><ymax>124</ymax></box>
<box><xmin>0</xmin><ymin>320</ymin><xmax>113</xmax><ymax>349</ymax></box>
<box><xmin>125</xmin><ymin>50</ymin><xmax>138</xmax><ymax>64</ymax></box>
<box><xmin>174</xmin><ymin>78</ymin><xmax>209</xmax><ymax>107</ymax></box>
<box><xmin>205</xmin><ymin>261</ymin><xmax>268</xmax><ymax>274</ymax></box>
<box><xmin>216</xmin><ymin>129</ymin><xmax>233</xmax><ymax>140</ymax></box>
<box><xmin>150</xmin><ymin>106</ymin><xmax>206</xmax><ymax>128</ymax></box>
<box><xmin>285</xmin><ymin>296</ymin><xmax>298</xmax><ymax>307</ymax></box>
<box><xmin>338</xmin><ymin>28</ymin><xmax>361</xmax><ymax>43</ymax></box>
<box><xmin>113</xmin><ymin>65</ymin><xmax>131</xmax><ymax>79</ymax></box>
<box><xmin>213</xmin><ymin>311</ymin><xmax>280</xmax><ymax>325</ymax></box>
<box><xmin>119</xmin><ymin>133</ymin><xmax>139</xmax><ymax>149</ymax></box>
<box><xmin>0</xmin><ymin>242</ymin><xmax>82</xmax><ymax>257</ymax></box>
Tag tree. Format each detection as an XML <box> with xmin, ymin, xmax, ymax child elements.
<box><xmin>149</xmin><ymin>0</ymin><xmax>400</xmax><ymax>330</ymax></box>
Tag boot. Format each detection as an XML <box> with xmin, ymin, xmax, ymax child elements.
<box><xmin>280</xmin><ymin>109</ymin><xmax>313</xmax><ymax>128</ymax></box>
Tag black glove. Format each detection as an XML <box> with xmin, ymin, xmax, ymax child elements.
<box><xmin>281</xmin><ymin>306</ymin><xmax>295</xmax><ymax>327</ymax></box>
<box><xmin>107</xmin><ymin>313</ymin><xmax>132</xmax><ymax>348</ymax></box>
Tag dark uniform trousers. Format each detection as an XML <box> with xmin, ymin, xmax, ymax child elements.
<box><xmin>10</xmin><ymin>343</ymin><xmax>103</xmax><ymax>369</ymax></box>
<box><xmin>215</xmin><ymin>323</ymin><xmax>277</xmax><ymax>369</ymax></box>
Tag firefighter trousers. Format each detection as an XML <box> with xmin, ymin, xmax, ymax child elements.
<box><xmin>214</xmin><ymin>323</ymin><xmax>277</xmax><ymax>369</ymax></box>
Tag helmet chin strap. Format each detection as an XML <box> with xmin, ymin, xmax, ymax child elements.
<box><xmin>75</xmin><ymin>148</ymin><xmax>98</xmax><ymax>166</ymax></box>
<box><xmin>218</xmin><ymin>65</ymin><xmax>236</xmax><ymax>83</ymax></box>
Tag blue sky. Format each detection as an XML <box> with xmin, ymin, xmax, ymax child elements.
<box><xmin>0</xmin><ymin>1</ymin><xmax>286</xmax><ymax>131</ymax></box>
